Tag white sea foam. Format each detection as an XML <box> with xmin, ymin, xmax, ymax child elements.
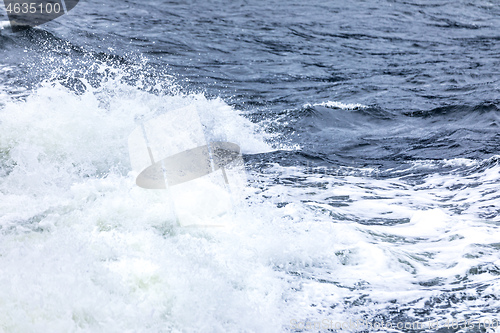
<box><xmin>0</xmin><ymin>76</ymin><xmax>282</xmax><ymax>332</ymax></box>
<box><xmin>1</xmin><ymin>78</ymin><xmax>499</xmax><ymax>331</ymax></box>
<box><xmin>246</xmin><ymin>157</ymin><xmax>500</xmax><ymax>326</ymax></box>
<box><xmin>304</xmin><ymin>100</ymin><xmax>368</xmax><ymax>110</ymax></box>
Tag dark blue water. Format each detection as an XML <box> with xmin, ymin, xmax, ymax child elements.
<box><xmin>2</xmin><ymin>0</ymin><xmax>500</xmax><ymax>166</ymax></box>
<box><xmin>1</xmin><ymin>0</ymin><xmax>500</xmax><ymax>331</ymax></box>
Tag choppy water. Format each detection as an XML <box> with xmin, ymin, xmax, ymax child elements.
<box><xmin>1</xmin><ymin>0</ymin><xmax>499</xmax><ymax>332</ymax></box>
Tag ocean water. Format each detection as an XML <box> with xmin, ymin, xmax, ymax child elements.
<box><xmin>1</xmin><ymin>0</ymin><xmax>499</xmax><ymax>332</ymax></box>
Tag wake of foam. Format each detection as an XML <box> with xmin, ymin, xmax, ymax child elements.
<box><xmin>245</xmin><ymin>157</ymin><xmax>500</xmax><ymax>327</ymax></box>
<box><xmin>0</xmin><ymin>71</ymin><xmax>285</xmax><ymax>331</ymax></box>
<box><xmin>1</xmin><ymin>68</ymin><xmax>499</xmax><ymax>331</ymax></box>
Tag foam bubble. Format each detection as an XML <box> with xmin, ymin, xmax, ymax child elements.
<box><xmin>304</xmin><ymin>100</ymin><xmax>368</xmax><ymax>110</ymax></box>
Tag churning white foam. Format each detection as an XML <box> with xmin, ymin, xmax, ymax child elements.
<box><xmin>0</xmin><ymin>76</ymin><xmax>285</xmax><ymax>332</ymax></box>
<box><xmin>1</xmin><ymin>77</ymin><xmax>499</xmax><ymax>331</ymax></box>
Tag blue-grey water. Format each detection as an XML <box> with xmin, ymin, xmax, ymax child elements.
<box><xmin>1</xmin><ymin>0</ymin><xmax>499</xmax><ymax>332</ymax></box>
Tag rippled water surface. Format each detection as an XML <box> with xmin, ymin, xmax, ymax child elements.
<box><xmin>1</xmin><ymin>0</ymin><xmax>499</xmax><ymax>332</ymax></box>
